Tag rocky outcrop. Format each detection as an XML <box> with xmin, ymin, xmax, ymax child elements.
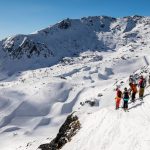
<box><xmin>38</xmin><ymin>113</ymin><xmax>81</xmax><ymax>150</ymax></box>
<box><xmin>2</xmin><ymin>36</ymin><xmax>53</xmax><ymax>59</ymax></box>
<box><xmin>58</xmin><ymin>18</ymin><xmax>71</xmax><ymax>29</ymax></box>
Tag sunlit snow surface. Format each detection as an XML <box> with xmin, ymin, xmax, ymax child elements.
<box><xmin>0</xmin><ymin>16</ymin><xmax>150</xmax><ymax>150</ymax></box>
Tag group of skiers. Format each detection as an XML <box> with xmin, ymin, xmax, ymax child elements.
<box><xmin>115</xmin><ymin>75</ymin><xmax>147</xmax><ymax>111</ymax></box>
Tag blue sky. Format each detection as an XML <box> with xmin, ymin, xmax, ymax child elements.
<box><xmin>0</xmin><ymin>0</ymin><xmax>150</xmax><ymax>40</ymax></box>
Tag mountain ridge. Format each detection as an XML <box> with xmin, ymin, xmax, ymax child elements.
<box><xmin>0</xmin><ymin>15</ymin><xmax>150</xmax><ymax>78</ymax></box>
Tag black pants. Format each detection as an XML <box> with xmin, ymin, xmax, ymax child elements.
<box><xmin>132</xmin><ymin>92</ymin><xmax>136</xmax><ymax>102</ymax></box>
<box><xmin>123</xmin><ymin>101</ymin><xmax>128</xmax><ymax>109</ymax></box>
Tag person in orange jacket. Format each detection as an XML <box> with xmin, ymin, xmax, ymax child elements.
<box><xmin>129</xmin><ymin>83</ymin><xmax>137</xmax><ymax>102</ymax></box>
<box><xmin>115</xmin><ymin>88</ymin><xmax>122</xmax><ymax>110</ymax></box>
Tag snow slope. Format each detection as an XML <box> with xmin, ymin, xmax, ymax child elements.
<box><xmin>63</xmin><ymin>91</ymin><xmax>150</xmax><ymax>150</ymax></box>
<box><xmin>0</xmin><ymin>15</ymin><xmax>150</xmax><ymax>150</ymax></box>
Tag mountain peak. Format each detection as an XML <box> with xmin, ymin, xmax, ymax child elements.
<box><xmin>0</xmin><ymin>15</ymin><xmax>150</xmax><ymax>74</ymax></box>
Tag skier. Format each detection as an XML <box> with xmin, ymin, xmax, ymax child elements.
<box><xmin>129</xmin><ymin>83</ymin><xmax>137</xmax><ymax>102</ymax></box>
<box><xmin>138</xmin><ymin>75</ymin><xmax>146</xmax><ymax>100</ymax></box>
<box><xmin>123</xmin><ymin>87</ymin><xmax>130</xmax><ymax>111</ymax></box>
<box><xmin>115</xmin><ymin>87</ymin><xmax>122</xmax><ymax>110</ymax></box>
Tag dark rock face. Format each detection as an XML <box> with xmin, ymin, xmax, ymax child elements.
<box><xmin>2</xmin><ymin>37</ymin><xmax>53</xmax><ymax>59</ymax></box>
<box><xmin>58</xmin><ymin>19</ymin><xmax>71</xmax><ymax>29</ymax></box>
<box><xmin>80</xmin><ymin>100</ymin><xmax>96</xmax><ymax>107</ymax></box>
<box><xmin>39</xmin><ymin>113</ymin><xmax>81</xmax><ymax>150</ymax></box>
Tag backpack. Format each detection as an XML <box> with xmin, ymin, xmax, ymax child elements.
<box><xmin>124</xmin><ymin>91</ymin><xmax>129</xmax><ymax>99</ymax></box>
<box><xmin>141</xmin><ymin>79</ymin><xmax>146</xmax><ymax>88</ymax></box>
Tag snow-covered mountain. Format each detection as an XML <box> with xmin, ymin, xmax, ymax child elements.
<box><xmin>0</xmin><ymin>15</ymin><xmax>150</xmax><ymax>150</ymax></box>
<box><xmin>0</xmin><ymin>15</ymin><xmax>150</xmax><ymax>76</ymax></box>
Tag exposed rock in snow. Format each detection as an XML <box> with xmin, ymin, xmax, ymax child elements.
<box><xmin>39</xmin><ymin>113</ymin><xmax>81</xmax><ymax>150</ymax></box>
<box><xmin>3</xmin><ymin>36</ymin><xmax>53</xmax><ymax>59</ymax></box>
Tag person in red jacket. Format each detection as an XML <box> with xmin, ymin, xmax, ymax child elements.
<box><xmin>115</xmin><ymin>88</ymin><xmax>122</xmax><ymax>110</ymax></box>
<box><xmin>138</xmin><ymin>75</ymin><xmax>146</xmax><ymax>100</ymax></box>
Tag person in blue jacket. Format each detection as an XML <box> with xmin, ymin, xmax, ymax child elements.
<box><xmin>123</xmin><ymin>87</ymin><xmax>130</xmax><ymax>111</ymax></box>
